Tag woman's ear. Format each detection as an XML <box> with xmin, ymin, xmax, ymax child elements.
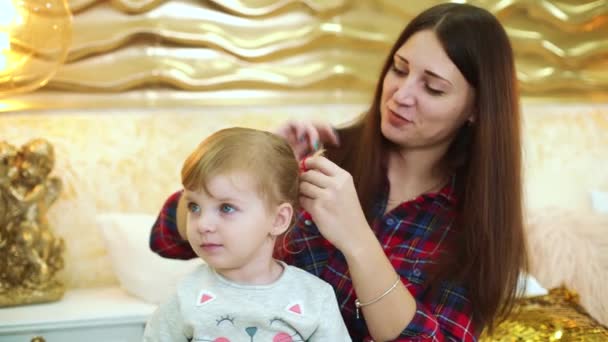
<box><xmin>465</xmin><ymin>94</ymin><xmax>477</xmax><ymax>125</ymax></box>
<box><xmin>270</xmin><ymin>203</ymin><xmax>294</xmax><ymax>236</ymax></box>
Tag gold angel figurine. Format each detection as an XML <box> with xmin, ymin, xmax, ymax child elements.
<box><xmin>0</xmin><ymin>139</ymin><xmax>65</xmax><ymax>307</ymax></box>
<box><xmin>0</xmin><ymin>143</ymin><xmax>19</xmax><ymax>230</ymax></box>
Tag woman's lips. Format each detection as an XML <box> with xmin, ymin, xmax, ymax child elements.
<box><xmin>387</xmin><ymin>108</ymin><xmax>413</xmax><ymax>127</ymax></box>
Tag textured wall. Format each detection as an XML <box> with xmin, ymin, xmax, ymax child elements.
<box><xmin>60</xmin><ymin>0</ymin><xmax>608</xmax><ymax>97</ymax></box>
<box><xmin>3</xmin><ymin>0</ymin><xmax>605</xmax><ymax>112</ymax></box>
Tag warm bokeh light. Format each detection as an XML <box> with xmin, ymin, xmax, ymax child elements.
<box><xmin>0</xmin><ymin>35</ymin><xmax>8</xmax><ymax>72</ymax></box>
<box><xmin>0</xmin><ymin>0</ymin><xmax>20</xmax><ymax>72</ymax></box>
<box><xmin>0</xmin><ymin>0</ymin><xmax>19</xmax><ymax>25</ymax></box>
<box><xmin>0</xmin><ymin>0</ymin><xmax>72</xmax><ymax>97</ymax></box>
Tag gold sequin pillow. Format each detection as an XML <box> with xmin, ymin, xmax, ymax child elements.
<box><xmin>481</xmin><ymin>287</ymin><xmax>608</xmax><ymax>341</ymax></box>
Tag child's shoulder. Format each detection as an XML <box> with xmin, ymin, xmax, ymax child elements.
<box><xmin>177</xmin><ymin>263</ymin><xmax>214</xmax><ymax>288</ymax></box>
<box><xmin>283</xmin><ymin>264</ymin><xmax>334</xmax><ymax>292</ymax></box>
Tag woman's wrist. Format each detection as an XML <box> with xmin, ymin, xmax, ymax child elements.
<box><xmin>341</xmin><ymin>224</ymin><xmax>380</xmax><ymax>262</ymax></box>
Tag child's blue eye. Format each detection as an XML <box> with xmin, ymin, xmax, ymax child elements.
<box><xmin>187</xmin><ymin>202</ymin><xmax>200</xmax><ymax>214</ymax></box>
<box><xmin>220</xmin><ymin>204</ymin><xmax>235</xmax><ymax>214</ymax></box>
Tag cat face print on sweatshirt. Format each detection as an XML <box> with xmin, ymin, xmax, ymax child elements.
<box><xmin>191</xmin><ymin>292</ymin><xmax>309</xmax><ymax>342</ymax></box>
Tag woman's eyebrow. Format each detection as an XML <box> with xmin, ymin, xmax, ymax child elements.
<box><xmin>396</xmin><ymin>54</ymin><xmax>452</xmax><ymax>86</ymax></box>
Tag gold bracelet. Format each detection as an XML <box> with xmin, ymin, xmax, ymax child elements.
<box><xmin>354</xmin><ymin>275</ymin><xmax>401</xmax><ymax>319</ymax></box>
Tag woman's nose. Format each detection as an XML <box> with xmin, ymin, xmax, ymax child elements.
<box><xmin>392</xmin><ymin>79</ymin><xmax>416</xmax><ymax>107</ymax></box>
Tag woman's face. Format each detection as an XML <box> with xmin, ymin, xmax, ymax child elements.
<box><xmin>380</xmin><ymin>30</ymin><xmax>475</xmax><ymax>151</ymax></box>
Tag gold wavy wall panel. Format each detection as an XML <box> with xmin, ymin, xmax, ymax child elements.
<box><xmin>52</xmin><ymin>45</ymin><xmax>378</xmax><ymax>90</ymax></box>
<box><xmin>43</xmin><ymin>0</ymin><xmax>608</xmax><ymax>99</ymax></box>
<box><xmin>66</xmin><ymin>2</ymin><xmax>390</xmax><ymax>62</ymax></box>
<box><xmin>70</xmin><ymin>0</ymin><xmax>347</xmax><ymax>14</ymax></box>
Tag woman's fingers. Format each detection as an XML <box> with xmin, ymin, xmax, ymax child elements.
<box><xmin>275</xmin><ymin>121</ymin><xmax>312</xmax><ymax>159</ymax></box>
<box><xmin>300</xmin><ymin>169</ymin><xmax>332</xmax><ymax>189</ymax></box>
<box><xmin>274</xmin><ymin>120</ymin><xmax>340</xmax><ymax>159</ymax></box>
<box><xmin>316</xmin><ymin>123</ymin><xmax>340</xmax><ymax>147</ymax></box>
<box><xmin>299</xmin><ymin>181</ymin><xmax>323</xmax><ymax>200</ymax></box>
<box><xmin>302</xmin><ymin>156</ymin><xmax>339</xmax><ymax>177</ymax></box>
<box><xmin>304</xmin><ymin>125</ymin><xmax>320</xmax><ymax>151</ymax></box>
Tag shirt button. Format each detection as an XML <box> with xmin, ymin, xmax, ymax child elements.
<box><xmin>304</xmin><ymin>219</ymin><xmax>312</xmax><ymax>226</ymax></box>
<box><xmin>413</xmin><ymin>268</ymin><xmax>422</xmax><ymax>277</ymax></box>
<box><xmin>385</xmin><ymin>218</ymin><xmax>395</xmax><ymax>226</ymax></box>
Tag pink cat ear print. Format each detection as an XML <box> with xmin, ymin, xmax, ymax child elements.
<box><xmin>289</xmin><ymin>304</ymin><xmax>301</xmax><ymax>314</ymax></box>
<box><xmin>196</xmin><ymin>290</ymin><xmax>216</xmax><ymax>306</ymax></box>
<box><xmin>285</xmin><ymin>302</ymin><xmax>303</xmax><ymax>315</ymax></box>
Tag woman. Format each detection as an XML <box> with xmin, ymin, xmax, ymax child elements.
<box><xmin>150</xmin><ymin>3</ymin><xmax>527</xmax><ymax>341</ymax></box>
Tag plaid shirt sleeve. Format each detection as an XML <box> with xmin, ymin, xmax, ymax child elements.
<box><xmin>393</xmin><ymin>280</ymin><xmax>476</xmax><ymax>341</ymax></box>
<box><xmin>149</xmin><ymin>190</ymin><xmax>197</xmax><ymax>260</ymax></box>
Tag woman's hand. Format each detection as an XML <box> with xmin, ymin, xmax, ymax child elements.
<box><xmin>299</xmin><ymin>156</ymin><xmax>369</xmax><ymax>253</ymax></box>
<box><xmin>274</xmin><ymin>121</ymin><xmax>340</xmax><ymax>160</ymax></box>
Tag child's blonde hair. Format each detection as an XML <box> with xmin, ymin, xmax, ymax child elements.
<box><xmin>181</xmin><ymin>127</ymin><xmax>299</xmax><ymax>224</ymax></box>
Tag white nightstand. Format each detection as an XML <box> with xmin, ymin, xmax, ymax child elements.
<box><xmin>0</xmin><ymin>287</ymin><xmax>157</xmax><ymax>342</ymax></box>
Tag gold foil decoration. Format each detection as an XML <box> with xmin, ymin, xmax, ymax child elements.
<box><xmin>0</xmin><ymin>139</ymin><xmax>65</xmax><ymax>307</ymax></box>
<box><xmin>480</xmin><ymin>287</ymin><xmax>608</xmax><ymax>342</ymax></box>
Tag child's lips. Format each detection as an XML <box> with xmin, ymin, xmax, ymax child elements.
<box><xmin>200</xmin><ymin>243</ymin><xmax>223</xmax><ymax>251</ymax></box>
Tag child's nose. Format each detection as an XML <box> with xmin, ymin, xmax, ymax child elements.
<box><xmin>196</xmin><ymin>214</ymin><xmax>217</xmax><ymax>233</ymax></box>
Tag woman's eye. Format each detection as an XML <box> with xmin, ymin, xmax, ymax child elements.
<box><xmin>220</xmin><ymin>204</ymin><xmax>236</xmax><ymax>214</ymax></box>
<box><xmin>426</xmin><ymin>85</ymin><xmax>444</xmax><ymax>96</ymax></box>
<box><xmin>391</xmin><ymin>64</ymin><xmax>408</xmax><ymax>76</ymax></box>
<box><xmin>187</xmin><ymin>202</ymin><xmax>200</xmax><ymax>214</ymax></box>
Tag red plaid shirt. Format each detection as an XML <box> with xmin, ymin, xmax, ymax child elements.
<box><xmin>150</xmin><ymin>179</ymin><xmax>477</xmax><ymax>341</ymax></box>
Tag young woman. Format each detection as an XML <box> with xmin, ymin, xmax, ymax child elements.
<box><xmin>150</xmin><ymin>3</ymin><xmax>527</xmax><ymax>341</ymax></box>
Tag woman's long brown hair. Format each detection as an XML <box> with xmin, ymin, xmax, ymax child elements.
<box><xmin>325</xmin><ymin>3</ymin><xmax>527</xmax><ymax>333</ymax></box>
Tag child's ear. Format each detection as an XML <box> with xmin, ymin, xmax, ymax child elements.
<box><xmin>270</xmin><ymin>203</ymin><xmax>293</xmax><ymax>236</ymax></box>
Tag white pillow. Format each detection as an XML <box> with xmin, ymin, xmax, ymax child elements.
<box><xmin>96</xmin><ymin>212</ymin><xmax>200</xmax><ymax>304</ymax></box>
<box><xmin>590</xmin><ymin>190</ymin><xmax>608</xmax><ymax>214</ymax></box>
<box><xmin>517</xmin><ymin>272</ymin><xmax>548</xmax><ymax>297</ymax></box>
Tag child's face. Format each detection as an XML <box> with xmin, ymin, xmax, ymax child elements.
<box><xmin>184</xmin><ymin>171</ymin><xmax>280</xmax><ymax>281</ymax></box>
